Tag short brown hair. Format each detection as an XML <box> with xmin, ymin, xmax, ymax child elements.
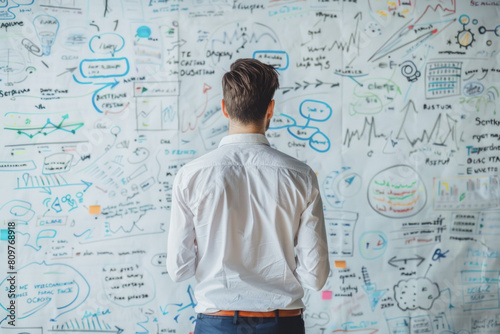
<box><xmin>222</xmin><ymin>58</ymin><xmax>279</xmax><ymax>124</ymax></box>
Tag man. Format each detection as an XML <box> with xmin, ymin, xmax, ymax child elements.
<box><xmin>167</xmin><ymin>58</ymin><xmax>329</xmax><ymax>334</ymax></box>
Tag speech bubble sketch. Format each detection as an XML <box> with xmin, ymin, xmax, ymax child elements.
<box><xmin>463</xmin><ymin>81</ymin><xmax>485</xmax><ymax>97</ymax></box>
<box><xmin>0</xmin><ymin>261</ymin><xmax>90</xmax><ymax>320</ymax></box>
<box><xmin>102</xmin><ymin>263</ymin><xmax>156</xmax><ymax>307</ymax></box>
<box><xmin>394</xmin><ymin>277</ymin><xmax>440</xmax><ymax>311</ymax></box>
<box><xmin>253</xmin><ymin>50</ymin><xmax>289</xmax><ymax>70</ymax></box>
<box><xmin>299</xmin><ymin>100</ymin><xmax>333</xmax><ymax>121</ymax></box>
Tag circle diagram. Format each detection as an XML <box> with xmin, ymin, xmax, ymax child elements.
<box><xmin>336</xmin><ymin>171</ymin><xmax>362</xmax><ymax>198</ymax></box>
<box><xmin>359</xmin><ymin>231</ymin><xmax>388</xmax><ymax>260</ymax></box>
<box><xmin>459</xmin><ymin>15</ymin><xmax>470</xmax><ymax>25</ymax></box>
<box><xmin>400</xmin><ymin>60</ymin><xmax>421</xmax><ymax>82</ymax></box>
<box><xmin>323</xmin><ymin>168</ymin><xmax>362</xmax><ymax>208</ymax></box>
<box><xmin>456</xmin><ymin>29</ymin><xmax>475</xmax><ymax>49</ymax></box>
<box><xmin>367</xmin><ymin>165</ymin><xmax>427</xmax><ymax>218</ymax></box>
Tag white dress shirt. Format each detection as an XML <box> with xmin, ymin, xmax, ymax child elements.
<box><xmin>167</xmin><ymin>133</ymin><xmax>329</xmax><ymax>313</ymax></box>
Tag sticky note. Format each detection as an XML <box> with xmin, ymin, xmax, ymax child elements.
<box><xmin>334</xmin><ymin>260</ymin><xmax>346</xmax><ymax>268</ymax></box>
<box><xmin>0</xmin><ymin>229</ymin><xmax>8</xmax><ymax>241</ymax></box>
<box><xmin>89</xmin><ymin>205</ymin><xmax>101</xmax><ymax>214</ymax></box>
<box><xmin>322</xmin><ymin>291</ymin><xmax>332</xmax><ymax>300</ymax></box>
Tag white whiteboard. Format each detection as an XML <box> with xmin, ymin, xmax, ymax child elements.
<box><xmin>0</xmin><ymin>1</ymin><xmax>499</xmax><ymax>333</ymax></box>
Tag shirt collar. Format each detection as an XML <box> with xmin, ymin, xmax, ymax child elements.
<box><xmin>218</xmin><ymin>133</ymin><xmax>270</xmax><ymax>148</ymax></box>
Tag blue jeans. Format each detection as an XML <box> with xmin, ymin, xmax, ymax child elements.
<box><xmin>194</xmin><ymin>311</ymin><xmax>305</xmax><ymax>334</ymax></box>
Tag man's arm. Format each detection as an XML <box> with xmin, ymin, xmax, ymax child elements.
<box><xmin>294</xmin><ymin>172</ymin><xmax>330</xmax><ymax>291</ymax></box>
<box><xmin>167</xmin><ymin>173</ymin><xmax>197</xmax><ymax>282</ymax></box>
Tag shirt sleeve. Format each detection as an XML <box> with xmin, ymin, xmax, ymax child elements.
<box><xmin>294</xmin><ymin>171</ymin><xmax>330</xmax><ymax>291</ymax></box>
<box><xmin>167</xmin><ymin>171</ymin><xmax>197</xmax><ymax>282</ymax></box>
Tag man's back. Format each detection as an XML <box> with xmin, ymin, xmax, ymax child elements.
<box><xmin>167</xmin><ymin>58</ymin><xmax>329</xmax><ymax>333</ymax></box>
<box><xmin>167</xmin><ymin>133</ymin><xmax>329</xmax><ymax>313</ymax></box>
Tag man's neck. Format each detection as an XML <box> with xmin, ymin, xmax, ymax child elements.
<box><xmin>228</xmin><ymin>121</ymin><xmax>266</xmax><ymax>135</ymax></box>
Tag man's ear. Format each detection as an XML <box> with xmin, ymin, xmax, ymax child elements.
<box><xmin>221</xmin><ymin>99</ymin><xmax>229</xmax><ymax>119</ymax></box>
<box><xmin>266</xmin><ymin>99</ymin><xmax>275</xmax><ymax>120</ymax></box>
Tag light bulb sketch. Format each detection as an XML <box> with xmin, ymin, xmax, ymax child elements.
<box><xmin>33</xmin><ymin>14</ymin><xmax>60</xmax><ymax>56</ymax></box>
